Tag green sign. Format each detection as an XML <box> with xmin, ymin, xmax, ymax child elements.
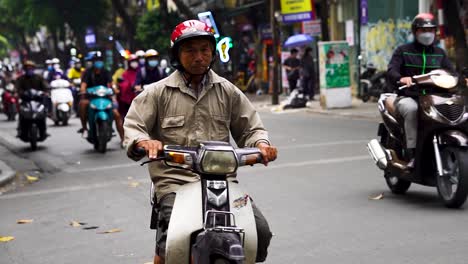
<box><xmin>318</xmin><ymin>41</ymin><xmax>350</xmax><ymax>89</ymax></box>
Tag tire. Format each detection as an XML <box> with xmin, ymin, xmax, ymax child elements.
<box><xmin>361</xmin><ymin>94</ymin><xmax>370</xmax><ymax>103</ymax></box>
<box><xmin>437</xmin><ymin>147</ymin><xmax>468</xmax><ymax>208</ymax></box>
<box><xmin>381</xmin><ymin>129</ymin><xmax>411</xmax><ymax>194</ymax></box>
<box><xmin>30</xmin><ymin>123</ymin><xmax>38</xmax><ymax>151</ymax></box>
<box><xmin>62</xmin><ymin>118</ymin><xmax>68</xmax><ymax>126</ymax></box>
<box><xmin>95</xmin><ymin>120</ymin><xmax>109</xmax><ymax>153</ymax></box>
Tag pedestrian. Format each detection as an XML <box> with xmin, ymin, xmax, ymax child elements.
<box><xmin>123</xmin><ymin>20</ymin><xmax>278</xmax><ymax>264</ymax></box>
<box><xmin>300</xmin><ymin>47</ymin><xmax>316</xmax><ymax>100</ymax></box>
<box><xmin>283</xmin><ymin>48</ymin><xmax>301</xmax><ymax>93</ymax></box>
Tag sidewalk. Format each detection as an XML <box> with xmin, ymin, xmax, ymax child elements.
<box><xmin>0</xmin><ymin>144</ymin><xmax>17</xmax><ymax>187</ymax></box>
<box><xmin>247</xmin><ymin>93</ymin><xmax>380</xmax><ymax>120</ymax></box>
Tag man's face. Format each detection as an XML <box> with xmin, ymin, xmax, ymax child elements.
<box><xmin>179</xmin><ymin>38</ymin><xmax>213</xmax><ymax>75</ymax></box>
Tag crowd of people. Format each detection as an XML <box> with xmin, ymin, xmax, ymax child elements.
<box><xmin>0</xmin><ymin>48</ymin><xmax>171</xmax><ymax>148</ymax></box>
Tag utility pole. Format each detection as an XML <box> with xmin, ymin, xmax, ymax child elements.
<box><xmin>270</xmin><ymin>0</ymin><xmax>279</xmax><ymax>105</ymax></box>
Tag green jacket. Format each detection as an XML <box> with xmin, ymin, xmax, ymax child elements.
<box><xmin>124</xmin><ymin>70</ymin><xmax>270</xmax><ymax>200</ymax></box>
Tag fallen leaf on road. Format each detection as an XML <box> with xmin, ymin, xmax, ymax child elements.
<box><xmin>17</xmin><ymin>219</ymin><xmax>34</xmax><ymax>224</ymax></box>
<box><xmin>82</xmin><ymin>226</ymin><xmax>99</xmax><ymax>230</ymax></box>
<box><xmin>0</xmin><ymin>236</ymin><xmax>15</xmax><ymax>242</ymax></box>
<box><xmin>129</xmin><ymin>181</ymin><xmax>140</xmax><ymax>188</ymax></box>
<box><xmin>25</xmin><ymin>175</ymin><xmax>39</xmax><ymax>183</ymax></box>
<box><xmin>70</xmin><ymin>221</ymin><xmax>87</xmax><ymax>227</ymax></box>
<box><xmin>98</xmin><ymin>228</ymin><xmax>122</xmax><ymax>234</ymax></box>
<box><xmin>127</xmin><ymin>176</ymin><xmax>133</xmax><ymax>180</ymax></box>
<box><xmin>369</xmin><ymin>193</ymin><xmax>384</xmax><ymax>200</ymax></box>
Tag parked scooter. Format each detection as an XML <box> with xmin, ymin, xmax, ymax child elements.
<box><xmin>50</xmin><ymin>79</ymin><xmax>73</xmax><ymax>126</ymax></box>
<box><xmin>2</xmin><ymin>83</ymin><xmax>18</xmax><ymax>121</ymax></box>
<box><xmin>85</xmin><ymin>85</ymin><xmax>114</xmax><ymax>153</ymax></box>
<box><xmin>367</xmin><ymin>69</ymin><xmax>468</xmax><ymax>208</ymax></box>
<box><xmin>359</xmin><ymin>64</ymin><xmax>388</xmax><ymax>102</ymax></box>
<box><xmin>18</xmin><ymin>88</ymin><xmax>48</xmax><ymax>150</ymax></box>
<box><xmin>138</xmin><ymin>141</ymin><xmax>269</xmax><ymax>263</ymax></box>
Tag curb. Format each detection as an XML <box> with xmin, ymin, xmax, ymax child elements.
<box><xmin>0</xmin><ymin>160</ymin><xmax>16</xmax><ymax>186</ymax></box>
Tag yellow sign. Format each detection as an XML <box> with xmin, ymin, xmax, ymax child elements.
<box><xmin>147</xmin><ymin>0</ymin><xmax>160</xmax><ymax>10</ymax></box>
<box><xmin>281</xmin><ymin>0</ymin><xmax>313</xmax><ymax>14</ymax></box>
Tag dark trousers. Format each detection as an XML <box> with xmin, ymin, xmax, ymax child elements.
<box><xmin>301</xmin><ymin>77</ymin><xmax>315</xmax><ymax>99</ymax></box>
<box><xmin>288</xmin><ymin>78</ymin><xmax>298</xmax><ymax>92</ymax></box>
<box><xmin>155</xmin><ymin>193</ymin><xmax>272</xmax><ymax>262</ymax></box>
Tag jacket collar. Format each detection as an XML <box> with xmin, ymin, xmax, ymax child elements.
<box><xmin>164</xmin><ymin>69</ymin><xmax>225</xmax><ymax>94</ymax></box>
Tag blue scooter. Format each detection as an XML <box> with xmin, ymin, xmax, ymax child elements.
<box><xmin>86</xmin><ymin>85</ymin><xmax>114</xmax><ymax>153</ymax></box>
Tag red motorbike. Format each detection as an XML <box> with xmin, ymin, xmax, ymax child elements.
<box><xmin>2</xmin><ymin>83</ymin><xmax>18</xmax><ymax>121</ymax></box>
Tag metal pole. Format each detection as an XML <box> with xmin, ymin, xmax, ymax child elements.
<box><xmin>271</xmin><ymin>0</ymin><xmax>279</xmax><ymax>105</ymax></box>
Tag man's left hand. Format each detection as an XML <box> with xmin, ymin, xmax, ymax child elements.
<box><xmin>256</xmin><ymin>142</ymin><xmax>278</xmax><ymax>166</ymax></box>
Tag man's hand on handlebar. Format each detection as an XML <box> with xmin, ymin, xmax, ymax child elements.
<box><xmin>256</xmin><ymin>142</ymin><xmax>278</xmax><ymax>166</ymax></box>
<box><xmin>399</xmin><ymin>77</ymin><xmax>414</xmax><ymax>87</ymax></box>
<box><xmin>136</xmin><ymin>139</ymin><xmax>163</xmax><ymax>159</ymax></box>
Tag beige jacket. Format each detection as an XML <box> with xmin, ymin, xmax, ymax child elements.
<box><xmin>124</xmin><ymin>70</ymin><xmax>269</xmax><ymax>200</ymax></box>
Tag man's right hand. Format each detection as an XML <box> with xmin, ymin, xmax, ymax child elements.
<box><xmin>135</xmin><ymin>140</ymin><xmax>163</xmax><ymax>159</ymax></box>
<box><xmin>399</xmin><ymin>77</ymin><xmax>413</xmax><ymax>87</ymax></box>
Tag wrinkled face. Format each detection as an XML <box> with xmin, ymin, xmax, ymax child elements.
<box><xmin>179</xmin><ymin>38</ymin><xmax>213</xmax><ymax>75</ymax></box>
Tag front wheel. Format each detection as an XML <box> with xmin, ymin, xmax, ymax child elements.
<box><xmin>7</xmin><ymin>103</ymin><xmax>16</xmax><ymax>121</ymax></box>
<box><xmin>95</xmin><ymin>120</ymin><xmax>109</xmax><ymax>153</ymax></box>
<box><xmin>30</xmin><ymin>123</ymin><xmax>38</xmax><ymax>151</ymax></box>
<box><xmin>437</xmin><ymin>147</ymin><xmax>468</xmax><ymax>208</ymax></box>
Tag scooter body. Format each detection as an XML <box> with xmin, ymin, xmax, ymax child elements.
<box><xmin>367</xmin><ymin>70</ymin><xmax>468</xmax><ymax>208</ymax></box>
<box><xmin>142</xmin><ymin>141</ymin><xmax>265</xmax><ymax>264</ymax></box>
<box><xmin>18</xmin><ymin>88</ymin><xmax>48</xmax><ymax>150</ymax></box>
<box><xmin>86</xmin><ymin>85</ymin><xmax>114</xmax><ymax>153</ymax></box>
<box><xmin>50</xmin><ymin>79</ymin><xmax>73</xmax><ymax>126</ymax></box>
<box><xmin>2</xmin><ymin>83</ymin><xmax>18</xmax><ymax>121</ymax></box>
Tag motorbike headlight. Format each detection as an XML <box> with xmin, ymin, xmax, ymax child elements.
<box><xmin>201</xmin><ymin>150</ymin><xmax>238</xmax><ymax>174</ymax></box>
<box><xmin>96</xmin><ymin>88</ymin><xmax>107</xmax><ymax>97</ymax></box>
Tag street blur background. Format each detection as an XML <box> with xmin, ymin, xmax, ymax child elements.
<box><xmin>0</xmin><ymin>0</ymin><xmax>467</xmax><ymax>263</ymax></box>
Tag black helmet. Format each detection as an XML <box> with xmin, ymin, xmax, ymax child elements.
<box><xmin>411</xmin><ymin>13</ymin><xmax>437</xmax><ymax>33</ymax></box>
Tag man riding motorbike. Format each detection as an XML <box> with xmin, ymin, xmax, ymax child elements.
<box><xmin>78</xmin><ymin>51</ymin><xmax>125</xmax><ymax>146</ymax></box>
<box><xmin>123</xmin><ymin>20</ymin><xmax>278</xmax><ymax>264</ymax></box>
<box><xmin>387</xmin><ymin>13</ymin><xmax>456</xmax><ymax>168</ymax></box>
<box><xmin>15</xmin><ymin>60</ymin><xmax>50</xmax><ymax>138</ymax></box>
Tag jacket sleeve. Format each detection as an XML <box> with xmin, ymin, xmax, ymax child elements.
<box><xmin>441</xmin><ymin>51</ymin><xmax>456</xmax><ymax>75</ymax></box>
<box><xmin>123</xmin><ymin>88</ymin><xmax>158</xmax><ymax>161</ymax></box>
<box><xmin>229</xmin><ymin>86</ymin><xmax>270</xmax><ymax>148</ymax></box>
<box><xmin>387</xmin><ymin>46</ymin><xmax>404</xmax><ymax>89</ymax></box>
<box><xmin>134</xmin><ymin>70</ymin><xmax>142</xmax><ymax>86</ymax></box>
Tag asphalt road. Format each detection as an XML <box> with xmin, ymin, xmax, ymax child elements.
<box><xmin>1</xmin><ymin>109</ymin><xmax>468</xmax><ymax>264</ymax></box>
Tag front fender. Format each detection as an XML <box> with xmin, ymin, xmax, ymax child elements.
<box><xmin>438</xmin><ymin>130</ymin><xmax>468</xmax><ymax>147</ymax></box>
<box><xmin>95</xmin><ymin>110</ymin><xmax>110</xmax><ymax>121</ymax></box>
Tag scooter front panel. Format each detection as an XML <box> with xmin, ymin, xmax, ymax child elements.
<box><xmin>166</xmin><ymin>181</ymin><xmax>203</xmax><ymax>264</ymax></box>
<box><xmin>229</xmin><ymin>182</ymin><xmax>257</xmax><ymax>264</ymax></box>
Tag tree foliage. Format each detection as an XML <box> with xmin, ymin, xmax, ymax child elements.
<box><xmin>136</xmin><ymin>9</ymin><xmax>182</xmax><ymax>56</ymax></box>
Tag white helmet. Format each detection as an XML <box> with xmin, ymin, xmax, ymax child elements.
<box><xmin>135</xmin><ymin>50</ymin><xmax>145</xmax><ymax>58</ymax></box>
<box><xmin>51</xmin><ymin>58</ymin><xmax>60</xmax><ymax>64</ymax></box>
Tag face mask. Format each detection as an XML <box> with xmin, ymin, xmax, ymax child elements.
<box><xmin>130</xmin><ymin>61</ymin><xmax>139</xmax><ymax>69</ymax></box>
<box><xmin>139</xmin><ymin>58</ymin><xmax>146</xmax><ymax>65</ymax></box>
<box><xmin>148</xmin><ymin>60</ymin><xmax>159</xmax><ymax>68</ymax></box>
<box><xmin>26</xmin><ymin>69</ymin><xmax>34</xmax><ymax>76</ymax></box>
<box><xmin>53</xmin><ymin>64</ymin><xmax>60</xmax><ymax>70</ymax></box>
<box><xmin>47</xmin><ymin>65</ymin><xmax>53</xmax><ymax>71</ymax></box>
<box><xmin>416</xmin><ymin>32</ymin><xmax>435</xmax><ymax>46</ymax></box>
<box><xmin>94</xmin><ymin>61</ymin><xmax>104</xmax><ymax>69</ymax></box>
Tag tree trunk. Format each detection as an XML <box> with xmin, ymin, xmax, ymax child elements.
<box><xmin>111</xmin><ymin>0</ymin><xmax>136</xmax><ymax>50</ymax></box>
<box><xmin>317</xmin><ymin>0</ymin><xmax>330</xmax><ymax>41</ymax></box>
<box><xmin>443</xmin><ymin>0</ymin><xmax>467</xmax><ymax>71</ymax></box>
<box><xmin>160</xmin><ymin>0</ymin><xmax>168</xmax><ymax>22</ymax></box>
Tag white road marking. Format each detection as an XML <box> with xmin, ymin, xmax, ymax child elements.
<box><xmin>0</xmin><ymin>155</ymin><xmax>371</xmax><ymax>200</ymax></box>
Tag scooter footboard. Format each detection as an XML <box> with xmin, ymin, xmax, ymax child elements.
<box><xmin>166</xmin><ymin>182</ymin><xmax>204</xmax><ymax>264</ymax></box>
